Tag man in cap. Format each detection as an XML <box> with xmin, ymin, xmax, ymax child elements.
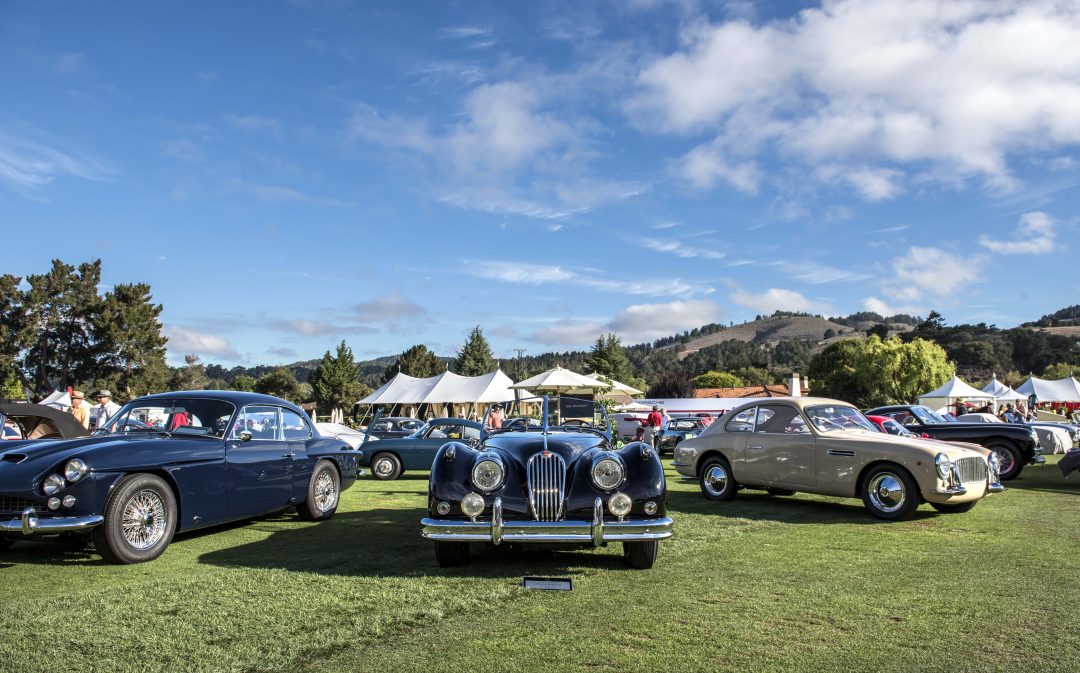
<box><xmin>69</xmin><ymin>390</ymin><xmax>89</xmax><ymax>429</ymax></box>
<box><xmin>90</xmin><ymin>390</ymin><xmax>121</xmax><ymax>430</ymax></box>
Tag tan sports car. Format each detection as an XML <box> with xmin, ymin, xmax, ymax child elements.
<box><xmin>672</xmin><ymin>397</ymin><xmax>1005</xmax><ymax>520</ymax></box>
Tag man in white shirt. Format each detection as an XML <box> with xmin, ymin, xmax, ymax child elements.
<box><xmin>90</xmin><ymin>390</ymin><xmax>121</xmax><ymax>430</ymax></box>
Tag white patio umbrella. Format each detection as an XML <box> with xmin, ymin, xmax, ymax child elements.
<box><xmin>510</xmin><ymin>366</ymin><xmax>610</xmax><ymax>422</ymax></box>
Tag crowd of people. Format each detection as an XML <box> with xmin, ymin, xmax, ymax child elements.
<box><xmin>66</xmin><ymin>389</ymin><xmax>121</xmax><ymax>430</ymax></box>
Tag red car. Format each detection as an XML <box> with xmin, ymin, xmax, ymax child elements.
<box><xmin>866</xmin><ymin>414</ymin><xmax>930</xmax><ymax>439</ymax></box>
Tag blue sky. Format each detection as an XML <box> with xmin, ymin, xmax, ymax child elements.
<box><xmin>3</xmin><ymin>0</ymin><xmax>1079</xmax><ymax>366</ymax></box>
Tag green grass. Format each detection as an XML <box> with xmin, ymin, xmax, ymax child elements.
<box><xmin>2</xmin><ymin>457</ymin><xmax>1079</xmax><ymax>673</ymax></box>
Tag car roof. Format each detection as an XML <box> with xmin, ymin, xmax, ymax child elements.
<box><xmin>726</xmin><ymin>396</ymin><xmax>858</xmax><ymax>414</ymax></box>
<box><xmin>133</xmin><ymin>390</ymin><xmax>306</xmax><ymax>412</ymax></box>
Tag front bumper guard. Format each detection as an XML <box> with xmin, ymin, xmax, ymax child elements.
<box><xmin>1</xmin><ymin>507</ymin><xmax>104</xmax><ymax>536</ymax></box>
<box><xmin>421</xmin><ymin>496</ymin><xmax>673</xmax><ymax>546</ymax></box>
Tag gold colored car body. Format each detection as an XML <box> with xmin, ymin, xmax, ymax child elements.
<box><xmin>672</xmin><ymin>397</ymin><xmax>1004</xmax><ymax>518</ymax></box>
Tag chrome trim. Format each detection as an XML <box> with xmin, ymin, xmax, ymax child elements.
<box><xmin>0</xmin><ymin>507</ymin><xmax>105</xmax><ymax>536</ymax></box>
<box><xmin>421</xmin><ymin>515</ymin><xmax>674</xmax><ymax>545</ymax></box>
<box><xmin>1031</xmin><ymin>455</ymin><xmax>1046</xmax><ymax>464</ymax></box>
<box><xmin>591</xmin><ymin>497</ymin><xmax>603</xmax><ymax>547</ymax></box>
<box><xmin>527</xmin><ymin>451</ymin><xmax>567</xmax><ymax>521</ymax></box>
<box><xmin>867</xmin><ymin>473</ymin><xmax>907</xmax><ymax>512</ymax></box>
<box><xmin>491</xmin><ymin>496</ymin><xmax>503</xmax><ymax>546</ymax></box>
<box><xmin>955</xmin><ymin>456</ymin><xmax>988</xmax><ymax>483</ymax></box>
<box><xmin>827</xmin><ymin>449</ymin><xmax>856</xmax><ymax>457</ymax></box>
<box><xmin>471</xmin><ymin>454</ymin><xmax>506</xmax><ymax>493</ymax></box>
<box><xmin>931</xmin><ymin>485</ymin><xmax>968</xmax><ymax>495</ymax></box>
<box><xmin>987</xmin><ymin>482</ymin><xmax>1006</xmax><ymax>493</ymax></box>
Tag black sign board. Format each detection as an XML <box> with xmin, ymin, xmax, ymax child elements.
<box><xmin>559</xmin><ymin>396</ymin><xmax>594</xmax><ymax>420</ymax></box>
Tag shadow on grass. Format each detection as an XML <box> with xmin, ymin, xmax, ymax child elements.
<box><xmin>665</xmin><ymin>488</ymin><xmax>936</xmax><ymax>524</ymax></box>
<box><xmin>196</xmin><ymin>507</ymin><xmax>638</xmax><ymax>578</ymax></box>
<box><xmin>992</xmin><ymin>464</ymin><xmax>1080</xmax><ymax>496</ymax></box>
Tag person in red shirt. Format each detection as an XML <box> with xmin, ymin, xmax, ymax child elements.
<box><xmin>643</xmin><ymin>405</ymin><xmax>663</xmax><ymax>447</ymax></box>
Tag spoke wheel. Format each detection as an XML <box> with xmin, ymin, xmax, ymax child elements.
<box><xmin>987</xmin><ymin>442</ymin><xmax>1022</xmax><ymax>480</ymax></box>
<box><xmin>298</xmin><ymin>459</ymin><xmax>340</xmax><ymax>522</ymax></box>
<box><xmin>92</xmin><ymin>473</ymin><xmax>177</xmax><ymax>564</ymax></box>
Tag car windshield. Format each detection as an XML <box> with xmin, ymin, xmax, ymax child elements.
<box><xmin>96</xmin><ymin>398</ymin><xmax>236</xmax><ymax>438</ymax></box>
<box><xmin>912</xmin><ymin>405</ymin><xmax>950</xmax><ymax>424</ymax></box>
<box><xmin>805</xmin><ymin>404</ymin><xmax>876</xmax><ymax>433</ymax></box>
<box><xmin>881</xmin><ymin>418</ymin><xmax>915</xmax><ymax>436</ymax></box>
<box><xmin>481</xmin><ymin>395</ymin><xmax>610</xmax><ymax>437</ymax></box>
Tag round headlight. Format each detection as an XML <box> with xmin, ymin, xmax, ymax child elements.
<box><xmin>461</xmin><ymin>492</ymin><xmax>486</xmax><ymax>518</ymax></box>
<box><xmin>471</xmin><ymin>458</ymin><xmax>505</xmax><ymax>493</ymax></box>
<box><xmin>47</xmin><ymin>497</ymin><xmax>61</xmax><ymax>510</ymax></box>
<box><xmin>935</xmin><ymin>452</ymin><xmax>952</xmax><ymax>480</ymax></box>
<box><xmin>608</xmin><ymin>492</ymin><xmax>632</xmax><ymax>517</ymax></box>
<box><xmin>591</xmin><ymin>456</ymin><xmax>625</xmax><ymax>490</ymax></box>
<box><xmin>62</xmin><ymin>495</ymin><xmax>77</xmax><ymax>508</ymax></box>
<box><xmin>42</xmin><ymin>474</ymin><xmax>65</xmax><ymax>495</ymax></box>
<box><xmin>64</xmin><ymin>458</ymin><xmax>88</xmax><ymax>483</ymax></box>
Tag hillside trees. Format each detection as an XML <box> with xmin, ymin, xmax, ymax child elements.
<box><xmin>454</xmin><ymin>326</ymin><xmax>497</xmax><ymax>376</ymax></box>
<box><xmin>254</xmin><ymin>367</ymin><xmax>302</xmax><ymax>402</ymax></box>
<box><xmin>383</xmin><ymin>344</ymin><xmax>443</xmax><ymax>382</ymax></box>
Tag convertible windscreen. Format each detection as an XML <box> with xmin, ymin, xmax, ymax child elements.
<box><xmin>97</xmin><ymin>399</ymin><xmax>236</xmax><ymax>438</ymax></box>
<box><xmin>805</xmin><ymin>405</ymin><xmax>876</xmax><ymax>433</ymax></box>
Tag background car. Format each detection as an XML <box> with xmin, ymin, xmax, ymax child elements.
<box><xmin>0</xmin><ymin>391</ymin><xmax>359</xmax><ymax>564</ymax></box>
<box><xmin>656</xmin><ymin>417</ymin><xmax>707</xmax><ymax>455</ymax></box>
<box><xmin>866</xmin><ymin>404</ymin><xmax>1043</xmax><ymax>480</ymax></box>
<box><xmin>0</xmin><ymin>402</ymin><xmax>89</xmax><ymax>441</ymax></box>
<box><xmin>956</xmin><ymin>412</ymin><xmax>1075</xmax><ymax>454</ymax></box>
<box><xmin>359</xmin><ymin>417</ymin><xmax>482</xmax><ymax>480</ymax></box>
<box><xmin>421</xmin><ymin>396</ymin><xmax>672</xmax><ymax>569</ymax></box>
<box><xmin>315</xmin><ymin>421</ymin><xmax>375</xmax><ymax>449</ymax></box>
<box><xmin>866</xmin><ymin>414</ymin><xmax>928</xmax><ymax>439</ymax></box>
<box><xmin>363</xmin><ymin>417</ymin><xmax>425</xmax><ymax>440</ymax></box>
<box><xmin>673</xmin><ymin>398</ymin><xmax>1004</xmax><ymax>520</ymax></box>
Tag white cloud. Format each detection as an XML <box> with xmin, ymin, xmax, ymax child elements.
<box><xmin>160</xmin><ymin>139</ymin><xmax>205</xmax><ymax>163</ymax></box>
<box><xmin>470</xmin><ymin>261</ymin><xmax>712</xmax><ymax>298</ymax></box>
<box><xmin>863</xmin><ymin>296</ymin><xmax>925</xmax><ymax>317</ymax></box>
<box><xmin>880</xmin><ymin>246</ymin><xmax>986</xmax><ymax>304</ymax></box>
<box><xmin>730</xmin><ymin>287</ymin><xmax>832</xmax><ymax>314</ymax></box>
<box><xmin>639</xmin><ymin>238</ymin><xmax>726</xmax><ymax>260</ymax></box>
<box><xmin>979</xmin><ymin>211</ymin><xmax>1058</xmax><ymax>255</ymax></box>
<box><xmin>530</xmin><ymin>299</ymin><xmax>723</xmax><ymax>346</ymax></box>
<box><xmin>629</xmin><ymin>1</ymin><xmax>1080</xmax><ymax>197</ymax></box>
<box><xmin>0</xmin><ymin>131</ymin><xmax>111</xmax><ymax>198</ymax></box>
<box><xmin>351</xmin><ymin>292</ymin><xmax>427</xmax><ymax>321</ymax></box>
<box><xmin>163</xmin><ymin>326</ymin><xmax>239</xmax><ymax>359</ymax></box>
<box><xmin>770</xmin><ymin>260</ymin><xmax>874</xmax><ymax>285</ymax></box>
<box><xmin>270</xmin><ymin>319</ymin><xmax>376</xmax><ymax>336</ymax></box>
<box><xmin>224</xmin><ymin>178</ymin><xmax>351</xmax><ymax>207</ymax></box>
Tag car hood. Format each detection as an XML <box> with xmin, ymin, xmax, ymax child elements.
<box><xmin>825</xmin><ymin>429</ymin><xmax>988</xmax><ymax>459</ymax></box>
<box><xmin>0</xmin><ymin>435</ymin><xmax>135</xmax><ymax>486</ymax></box>
<box><xmin>482</xmin><ymin>432</ymin><xmax>610</xmax><ymax>465</ymax></box>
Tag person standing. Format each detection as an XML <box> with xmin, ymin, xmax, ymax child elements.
<box><xmin>90</xmin><ymin>390</ymin><xmax>121</xmax><ymax>430</ymax></box>
<box><xmin>485</xmin><ymin>403</ymin><xmax>504</xmax><ymax>430</ymax></box>
<box><xmin>644</xmin><ymin>405</ymin><xmax>663</xmax><ymax>448</ymax></box>
<box><xmin>69</xmin><ymin>390</ymin><xmax>89</xmax><ymax>429</ymax></box>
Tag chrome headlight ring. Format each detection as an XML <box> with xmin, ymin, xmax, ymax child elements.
<box><xmin>590</xmin><ymin>453</ymin><xmax>625</xmax><ymax>491</ymax></box>
<box><xmin>42</xmin><ymin>473</ymin><xmax>66</xmax><ymax>496</ymax></box>
<box><xmin>64</xmin><ymin>458</ymin><xmax>88</xmax><ymax>483</ymax></box>
<box><xmin>470</xmin><ymin>455</ymin><xmax>506</xmax><ymax>493</ymax></box>
<box><xmin>934</xmin><ymin>452</ymin><xmax>952</xmax><ymax>480</ymax></box>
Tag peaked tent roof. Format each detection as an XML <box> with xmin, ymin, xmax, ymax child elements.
<box><xmin>358</xmin><ymin>369</ymin><xmax>519</xmax><ymax>406</ymax></box>
<box><xmin>919</xmin><ymin>375</ymin><xmax>994</xmax><ymax>401</ymax></box>
<box><xmin>1015</xmin><ymin>375</ymin><xmax>1080</xmax><ymax>402</ymax></box>
<box><xmin>510</xmin><ymin>366</ymin><xmax>610</xmax><ymax>391</ymax></box>
<box><xmin>981</xmin><ymin>374</ymin><xmax>1027</xmax><ymax>401</ymax></box>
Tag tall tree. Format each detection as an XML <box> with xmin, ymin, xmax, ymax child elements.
<box><xmin>586</xmin><ymin>333</ymin><xmax>634</xmax><ymax>381</ymax></box>
<box><xmin>647</xmin><ymin>371</ymin><xmax>695</xmax><ymax>398</ymax></box>
<box><xmin>454</xmin><ymin>326</ymin><xmax>497</xmax><ymax>376</ymax></box>
<box><xmin>0</xmin><ymin>274</ymin><xmax>30</xmax><ymax>395</ymax></box>
<box><xmin>94</xmin><ymin>283</ymin><xmax>169</xmax><ymax>400</ymax></box>
<box><xmin>171</xmin><ymin>354</ymin><xmax>209</xmax><ymax>391</ymax></box>
<box><xmin>383</xmin><ymin>344</ymin><xmax>442</xmax><ymax>382</ymax></box>
<box><xmin>808</xmin><ymin>336</ymin><xmax>953</xmax><ymax>407</ymax></box>
<box><xmin>23</xmin><ymin>260</ymin><xmax>103</xmax><ymax>396</ymax></box>
<box><xmin>231</xmin><ymin>374</ymin><xmax>256</xmax><ymax>392</ymax></box>
<box><xmin>310</xmin><ymin>340</ymin><xmax>371</xmax><ymax>417</ymax></box>
<box><xmin>254</xmin><ymin>367</ymin><xmax>302</xmax><ymax>402</ymax></box>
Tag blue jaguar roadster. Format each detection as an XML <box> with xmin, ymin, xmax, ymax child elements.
<box><xmin>0</xmin><ymin>390</ymin><xmax>359</xmax><ymax>564</ymax></box>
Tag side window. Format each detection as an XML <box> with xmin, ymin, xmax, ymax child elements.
<box><xmin>463</xmin><ymin>425</ymin><xmax>480</xmax><ymax>440</ymax></box>
<box><xmin>725</xmin><ymin>407</ymin><xmax>757</xmax><ymax>433</ymax></box>
<box><xmin>239</xmin><ymin>406</ymin><xmax>281</xmax><ymax>441</ymax></box>
<box><xmin>426</xmin><ymin>424</ymin><xmax>448</xmax><ymax>439</ymax></box>
<box><xmin>755</xmin><ymin>406</ymin><xmax>808</xmax><ymax>434</ymax></box>
<box><xmin>445</xmin><ymin>424</ymin><xmax>463</xmax><ymax>440</ymax></box>
<box><xmin>281</xmin><ymin>409</ymin><xmax>311</xmax><ymax>440</ymax></box>
<box><xmin>401</xmin><ymin>420</ymin><xmax>422</xmax><ymax>432</ymax></box>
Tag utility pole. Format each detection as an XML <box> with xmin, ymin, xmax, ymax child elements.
<box><xmin>514</xmin><ymin>348</ymin><xmax>527</xmax><ymax>379</ymax></box>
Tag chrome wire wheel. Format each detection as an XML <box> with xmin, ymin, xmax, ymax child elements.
<box><xmin>121</xmin><ymin>489</ymin><xmax>167</xmax><ymax>550</ymax></box>
<box><xmin>313</xmin><ymin>470</ymin><xmax>338</xmax><ymax>514</ymax></box>
<box><xmin>702</xmin><ymin>464</ymin><xmax>728</xmax><ymax>497</ymax></box>
<box><xmin>993</xmin><ymin>447</ymin><xmax>1016</xmax><ymax>478</ymax></box>
<box><xmin>867</xmin><ymin>472</ymin><xmax>906</xmax><ymax>514</ymax></box>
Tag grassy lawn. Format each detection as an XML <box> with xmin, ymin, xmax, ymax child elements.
<box><xmin>2</xmin><ymin>456</ymin><xmax>1078</xmax><ymax>673</ymax></box>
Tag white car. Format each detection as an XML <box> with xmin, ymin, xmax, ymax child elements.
<box><xmin>956</xmin><ymin>413</ymin><xmax>1074</xmax><ymax>454</ymax></box>
<box><xmin>315</xmin><ymin>422</ymin><xmax>376</xmax><ymax>449</ymax></box>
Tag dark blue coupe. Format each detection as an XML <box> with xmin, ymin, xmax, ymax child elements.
<box><xmin>0</xmin><ymin>390</ymin><xmax>359</xmax><ymax>564</ymax></box>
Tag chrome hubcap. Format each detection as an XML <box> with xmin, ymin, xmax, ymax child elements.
<box><xmin>867</xmin><ymin>473</ymin><xmax>905</xmax><ymax>513</ymax></box>
<box><xmin>121</xmin><ymin>489</ymin><xmax>167</xmax><ymax>550</ymax></box>
<box><xmin>374</xmin><ymin>458</ymin><xmax>393</xmax><ymax>476</ymax></box>
<box><xmin>703</xmin><ymin>465</ymin><xmax>728</xmax><ymax>496</ymax></box>
<box><xmin>313</xmin><ymin>471</ymin><xmax>337</xmax><ymax>513</ymax></box>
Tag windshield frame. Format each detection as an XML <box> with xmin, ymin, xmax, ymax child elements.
<box><xmin>95</xmin><ymin>397</ymin><xmax>237</xmax><ymax>439</ymax></box>
<box><xmin>804</xmin><ymin>403</ymin><xmax>877</xmax><ymax>434</ymax></box>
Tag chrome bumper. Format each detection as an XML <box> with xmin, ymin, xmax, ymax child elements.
<box><xmin>0</xmin><ymin>507</ymin><xmax>104</xmax><ymax>536</ymax></box>
<box><xmin>421</xmin><ymin>497</ymin><xmax>673</xmax><ymax>546</ymax></box>
<box><xmin>1031</xmin><ymin>454</ymin><xmax>1046</xmax><ymax>464</ymax></box>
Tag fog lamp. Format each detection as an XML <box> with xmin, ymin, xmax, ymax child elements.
<box><xmin>608</xmin><ymin>492</ymin><xmax>632</xmax><ymax>517</ymax></box>
<box><xmin>47</xmin><ymin>497</ymin><xmax>61</xmax><ymax>510</ymax></box>
<box><xmin>461</xmin><ymin>493</ymin><xmax>485</xmax><ymax>518</ymax></box>
<box><xmin>643</xmin><ymin>501</ymin><xmax>658</xmax><ymax>515</ymax></box>
<box><xmin>62</xmin><ymin>495</ymin><xmax>76</xmax><ymax>508</ymax></box>
<box><xmin>436</xmin><ymin>501</ymin><xmax>451</xmax><ymax>515</ymax></box>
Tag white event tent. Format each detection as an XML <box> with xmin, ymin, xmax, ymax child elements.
<box><xmin>357</xmin><ymin>369</ymin><xmax>519</xmax><ymax>420</ymax></box>
<box><xmin>917</xmin><ymin>375</ymin><xmax>994</xmax><ymax>412</ymax></box>
<box><xmin>1015</xmin><ymin>375</ymin><xmax>1080</xmax><ymax>403</ymax></box>
<box><xmin>981</xmin><ymin>374</ymin><xmax>1027</xmax><ymax>409</ymax></box>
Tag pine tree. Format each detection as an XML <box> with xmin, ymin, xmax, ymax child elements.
<box><xmin>171</xmin><ymin>354</ymin><xmax>209</xmax><ymax>391</ymax></box>
<box><xmin>310</xmin><ymin>340</ymin><xmax>371</xmax><ymax>417</ymax></box>
<box><xmin>585</xmin><ymin>333</ymin><xmax>633</xmax><ymax>382</ymax></box>
<box><xmin>231</xmin><ymin>374</ymin><xmax>256</xmax><ymax>392</ymax></box>
<box><xmin>93</xmin><ymin>283</ymin><xmax>169</xmax><ymax>400</ymax></box>
<box><xmin>0</xmin><ymin>274</ymin><xmax>30</xmax><ymax>394</ymax></box>
<box><xmin>253</xmin><ymin>367</ymin><xmax>302</xmax><ymax>402</ymax></box>
<box><xmin>383</xmin><ymin>344</ymin><xmax>443</xmax><ymax>382</ymax></box>
<box><xmin>454</xmin><ymin>326</ymin><xmax>497</xmax><ymax>376</ymax></box>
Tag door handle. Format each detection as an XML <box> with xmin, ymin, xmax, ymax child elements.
<box><xmin>747</xmin><ymin>445</ymin><xmax>763</xmax><ymax>450</ymax></box>
<box><xmin>282</xmin><ymin>451</ymin><xmax>295</xmax><ymax>458</ymax></box>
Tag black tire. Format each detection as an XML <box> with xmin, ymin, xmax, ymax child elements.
<box><xmin>699</xmin><ymin>455</ymin><xmax>737</xmax><ymax>501</ymax></box>
<box><xmin>91</xmin><ymin>473</ymin><xmax>177</xmax><ymax>564</ymax></box>
<box><xmin>434</xmin><ymin>540</ymin><xmax>469</xmax><ymax>567</ymax></box>
<box><xmin>0</xmin><ymin>536</ymin><xmax>14</xmax><ymax>552</ymax></box>
<box><xmin>986</xmin><ymin>441</ymin><xmax>1023</xmax><ymax>480</ymax></box>
<box><xmin>766</xmin><ymin>487</ymin><xmax>796</xmax><ymax>496</ymax></box>
<box><xmin>623</xmin><ymin>540</ymin><xmax>659</xmax><ymax>569</ymax></box>
<box><xmin>931</xmin><ymin>501</ymin><xmax>977</xmax><ymax>514</ymax></box>
<box><xmin>860</xmin><ymin>464</ymin><xmax>920</xmax><ymax>521</ymax></box>
<box><xmin>370</xmin><ymin>452</ymin><xmax>402</xmax><ymax>481</ymax></box>
<box><xmin>297</xmin><ymin>459</ymin><xmax>340</xmax><ymax>522</ymax></box>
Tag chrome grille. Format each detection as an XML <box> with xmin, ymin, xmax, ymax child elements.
<box><xmin>527</xmin><ymin>451</ymin><xmax>567</xmax><ymax>521</ymax></box>
<box><xmin>956</xmin><ymin>457</ymin><xmax>988</xmax><ymax>483</ymax></box>
<box><xmin>0</xmin><ymin>496</ymin><xmax>37</xmax><ymax>516</ymax></box>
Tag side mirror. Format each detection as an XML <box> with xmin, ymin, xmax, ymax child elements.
<box><xmin>239</xmin><ymin>431</ymin><xmax>252</xmax><ymax>443</ymax></box>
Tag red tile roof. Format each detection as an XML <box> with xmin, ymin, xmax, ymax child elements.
<box><xmin>694</xmin><ymin>385</ymin><xmax>805</xmax><ymax>399</ymax></box>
